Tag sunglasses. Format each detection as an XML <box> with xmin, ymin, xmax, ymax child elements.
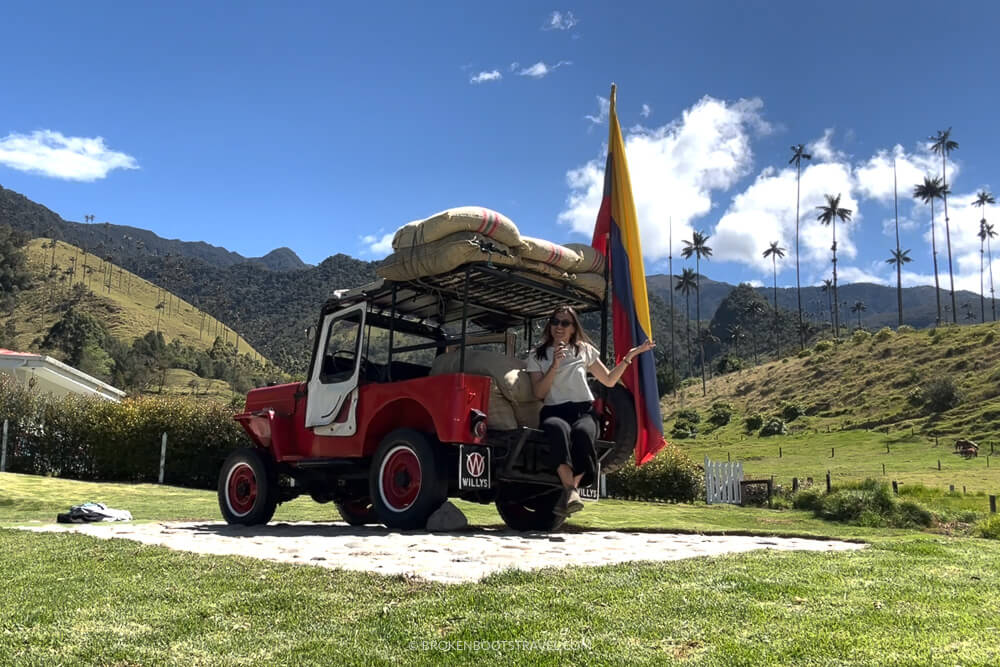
<box><xmin>549</xmin><ymin>317</ymin><xmax>573</xmax><ymax>328</ymax></box>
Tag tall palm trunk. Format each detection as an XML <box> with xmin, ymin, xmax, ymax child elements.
<box><xmin>794</xmin><ymin>162</ymin><xmax>803</xmax><ymax>349</ymax></box>
<box><xmin>831</xmin><ymin>221</ymin><xmax>840</xmax><ymax>337</ymax></box>
<box><xmin>988</xmin><ymin>232</ymin><xmax>997</xmax><ymax>322</ymax></box>
<box><xmin>684</xmin><ymin>291</ymin><xmax>693</xmax><ymax>379</ymax></box>
<box><xmin>695</xmin><ymin>257</ymin><xmax>706</xmax><ymax>396</ymax></box>
<box><xmin>827</xmin><ymin>289</ymin><xmax>834</xmax><ymax>335</ymax></box>
<box><xmin>668</xmin><ymin>220</ymin><xmax>676</xmax><ymax>394</ymax></box>
<box><xmin>894</xmin><ymin>162</ymin><xmax>903</xmax><ymax>327</ymax></box>
<box><xmin>981</xmin><ymin>228</ymin><xmax>987</xmax><ymax>323</ymax></box>
<box><xmin>771</xmin><ymin>256</ymin><xmax>780</xmax><ymax>356</ymax></box>
<box><xmin>930</xmin><ymin>200</ymin><xmax>942</xmax><ymax>325</ymax></box>
<box><xmin>941</xmin><ymin>154</ymin><xmax>957</xmax><ymax>322</ymax></box>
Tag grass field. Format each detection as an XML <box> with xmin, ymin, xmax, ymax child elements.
<box><xmin>664</xmin><ymin>322</ymin><xmax>1000</xmax><ymax>501</ymax></box>
<box><xmin>3</xmin><ymin>472</ymin><xmax>1000</xmax><ymax>665</ymax></box>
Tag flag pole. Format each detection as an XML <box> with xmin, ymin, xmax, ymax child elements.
<box><xmin>669</xmin><ymin>216</ymin><xmax>675</xmax><ymax>395</ymax></box>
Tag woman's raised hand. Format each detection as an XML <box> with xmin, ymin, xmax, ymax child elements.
<box><xmin>627</xmin><ymin>340</ymin><xmax>656</xmax><ymax>362</ymax></box>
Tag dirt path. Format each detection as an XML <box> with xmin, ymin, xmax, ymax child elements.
<box><xmin>22</xmin><ymin>521</ymin><xmax>866</xmax><ymax>584</ymax></box>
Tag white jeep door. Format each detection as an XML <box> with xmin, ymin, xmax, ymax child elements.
<box><xmin>305</xmin><ymin>303</ymin><xmax>366</xmax><ymax>432</ymax></box>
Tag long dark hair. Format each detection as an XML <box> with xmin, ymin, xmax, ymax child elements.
<box><xmin>533</xmin><ymin>305</ymin><xmax>593</xmax><ymax>360</ymax></box>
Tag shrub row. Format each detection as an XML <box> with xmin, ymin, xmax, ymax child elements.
<box><xmin>1</xmin><ymin>374</ymin><xmax>246</xmax><ymax>488</ymax></box>
<box><xmin>607</xmin><ymin>444</ymin><xmax>704</xmax><ymax>503</ymax></box>
<box><xmin>792</xmin><ymin>479</ymin><xmax>933</xmax><ymax>528</ymax></box>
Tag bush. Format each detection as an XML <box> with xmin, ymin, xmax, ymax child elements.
<box><xmin>898</xmin><ymin>324</ymin><xmax>915</xmax><ymax>333</ymax></box>
<box><xmin>780</xmin><ymin>401</ymin><xmax>804</xmax><ymax>421</ymax></box>
<box><xmin>670</xmin><ymin>418</ymin><xmax>697</xmax><ymax>440</ymax></box>
<box><xmin>792</xmin><ymin>480</ymin><xmax>934</xmax><ymax>528</ymax></box>
<box><xmin>707</xmin><ymin>401</ymin><xmax>734</xmax><ymax>427</ymax></box>
<box><xmin>606</xmin><ymin>444</ymin><xmax>703</xmax><ymax>503</ymax></box>
<box><xmin>874</xmin><ymin>327</ymin><xmax>894</xmax><ymax>342</ymax></box>
<box><xmin>744</xmin><ymin>413</ymin><xmax>764</xmax><ymax>432</ymax></box>
<box><xmin>923</xmin><ymin>377</ymin><xmax>961</xmax><ymax>413</ymax></box>
<box><xmin>906</xmin><ymin>386</ymin><xmax>924</xmax><ymax>407</ymax></box>
<box><xmin>851</xmin><ymin>329</ymin><xmax>871</xmax><ymax>345</ymax></box>
<box><xmin>759</xmin><ymin>417</ymin><xmax>787</xmax><ymax>437</ymax></box>
<box><xmin>675</xmin><ymin>409</ymin><xmax>701</xmax><ymax>423</ymax></box>
<box><xmin>0</xmin><ymin>375</ymin><xmax>247</xmax><ymax>488</ymax></box>
<box><xmin>976</xmin><ymin>514</ymin><xmax>1000</xmax><ymax>540</ymax></box>
<box><xmin>984</xmin><ymin>331</ymin><xmax>996</xmax><ymax>345</ymax></box>
<box><xmin>814</xmin><ymin>340</ymin><xmax>833</xmax><ymax>352</ymax></box>
<box><xmin>715</xmin><ymin>355</ymin><xmax>743</xmax><ymax>374</ymax></box>
<box><xmin>797</xmin><ymin>348</ymin><xmax>812</xmax><ymax>358</ymax></box>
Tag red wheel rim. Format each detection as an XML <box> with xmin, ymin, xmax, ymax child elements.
<box><xmin>226</xmin><ymin>463</ymin><xmax>257</xmax><ymax>516</ymax></box>
<box><xmin>379</xmin><ymin>445</ymin><xmax>421</xmax><ymax>512</ymax></box>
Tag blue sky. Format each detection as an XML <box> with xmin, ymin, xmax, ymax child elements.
<box><xmin>2</xmin><ymin>1</ymin><xmax>999</xmax><ymax>295</ymax></box>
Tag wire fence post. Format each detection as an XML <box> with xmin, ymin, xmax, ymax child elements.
<box><xmin>159</xmin><ymin>432</ymin><xmax>167</xmax><ymax>484</ymax></box>
<box><xmin>1</xmin><ymin>419</ymin><xmax>7</xmax><ymax>473</ymax></box>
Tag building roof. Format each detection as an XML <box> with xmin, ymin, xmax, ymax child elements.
<box><xmin>0</xmin><ymin>349</ymin><xmax>126</xmax><ymax>401</ymax></box>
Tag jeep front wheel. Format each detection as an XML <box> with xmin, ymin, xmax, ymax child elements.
<box><xmin>370</xmin><ymin>429</ymin><xmax>446</xmax><ymax>530</ymax></box>
<box><xmin>218</xmin><ymin>448</ymin><xmax>278</xmax><ymax>525</ymax></box>
<box><xmin>336</xmin><ymin>497</ymin><xmax>379</xmax><ymax>526</ymax></box>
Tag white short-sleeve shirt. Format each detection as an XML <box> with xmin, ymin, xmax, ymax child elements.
<box><xmin>525</xmin><ymin>341</ymin><xmax>600</xmax><ymax>405</ymax></box>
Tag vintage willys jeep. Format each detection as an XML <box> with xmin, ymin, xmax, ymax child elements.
<box><xmin>219</xmin><ymin>255</ymin><xmax>637</xmax><ymax>531</ymax></box>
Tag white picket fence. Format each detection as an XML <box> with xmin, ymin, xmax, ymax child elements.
<box><xmin>705</xmin><ymin>456</ymin><xmax>743</xmax><ymax>505</ymax></box>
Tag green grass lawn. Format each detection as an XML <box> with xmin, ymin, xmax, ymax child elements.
<box><xmin>679</xmin><ymin>424</ymin><xmax>1000</xmax><ymax>505</ymax></box>
<box><xmin>3</xmin><ymin>472</ymin><xmax>1000</xmax><ymax>664</ymax></box>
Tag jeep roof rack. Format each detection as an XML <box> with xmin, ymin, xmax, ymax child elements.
<box><xmin>325</xmin><ymin>262</ymin><xmax>605</xmax><ymax>331</ymax></box>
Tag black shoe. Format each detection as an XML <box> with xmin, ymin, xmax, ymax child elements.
<box><xmin>565</xmin><ymin>488</ymin><xmax>584</xmax><ymax>515</ymax></box>
<box><xmin>553</xmin><ymin>488</ymin><xmax>571</xmax><ymax>517</ymax></box>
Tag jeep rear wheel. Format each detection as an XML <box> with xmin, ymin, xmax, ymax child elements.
<box><xmin>370</xmin><ymin>429</ymin><xmax>446</xmax><ymax>530</ymax></box>
<box><xmin>218</xmin><ymin>448</ymin><xmax>278</xmax><ymax>525</ymax></box>
<box><xmin>495</xmin><ymin>484</ymin><xmax>566</xmax><ymax>532</ymax></box>
<box><xmin>590</xmin><ymin>381</ymin><xmax>638</xmax><ymax>474</ymax></box>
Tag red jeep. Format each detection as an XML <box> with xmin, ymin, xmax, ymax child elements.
<box><xmin>219</xmin><ymin>259</ymin><xmax>637</xmax><ymax>531</ymax></box>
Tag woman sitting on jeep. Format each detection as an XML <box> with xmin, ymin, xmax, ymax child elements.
<box><xmin>525</xmin><ymin>306</ymin><xmax>654</xmax><ymax>517</ymax></box>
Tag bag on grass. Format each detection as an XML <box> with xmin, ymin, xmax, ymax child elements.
<box><xmin>57</xmin><ymin>502</ymin><xmax>133</xmax><ymax>523</ymax></box>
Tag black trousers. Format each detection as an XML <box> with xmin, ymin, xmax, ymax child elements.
<box><xmin>540</xmin><ymin>401</ymin><xmax>598</xmax><ymax>488</ymax></box>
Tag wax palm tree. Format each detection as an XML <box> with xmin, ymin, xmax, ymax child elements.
<box><xmin>816</xmin><ymin>194</ymin><xmax>852</xmax><ymax>338</ymax></box>
<box><xmin>696</xmin><ymin>328</ymin><xmax>720</xmax><ymax>383</ymax></box>
<box><xmin>913</xmin><ymin>176</ymin><xmax>949</xmax><ymax>325</ymax></box>
<box><xmin>743</xmin><ymin>300</ymin><xmax>766</xmax><ymax>365</ymax></box>
<box><xmin>891</xmin><ymin>158</ymin><xmax>903</xmax><ymax>327</ymax></box>
<box><xmin>762</xmin><ymin>241</ymin><xmax>786</xmax><ymax>355</ymax></box>
<box><xmin>821</xmin><ymin>278</ymin><xmax>834</xmax><ymax>335</ymax></box>
<box><xmin>727</xmin><ymin>323</ymin><xmax>746</xmax><ymax>361</ymax></box>
<box><xmin>789</xmin><ymin>144</ymin><xmax>812</xmax><ymax>349</ymax></box>
<box><xmin>983</xmin><ymin>221</ymin><xmax>998</xmax><ymax>322</ymax></box>
<box><xmin>930</xmin><ymin>128</ymin><xmax>959</xmax><ymax>322</ymax></box>
<box><xmin>675</xmin><ymin>268</ymin><xmax>698</xmax><ymax>380</ymax></box>
<box><xmin>973</xmin><ymin>190</ymin><xmax>996</xmax><ymax>322</ymax></box>
<box><xmin>886</xmin><ymin>248</ymin><xmax>912</xmax><ymax>325</ymax></box>
<box><xmin>681</xmin><ymin>231</ymin><xmax>713</xmax><ymax>395</ymax></box>
<box><xmin>850</xmin><ymin>301</ymin><xmax>867</xmax><ymax>330</ymax></box>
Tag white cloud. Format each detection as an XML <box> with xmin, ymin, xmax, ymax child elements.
<box><xmin>517</xmin><ymin>60</ymin><xmax>571</xmax><ymax>78</ymax></box>
<box><xmin>361</xmin><ymin>233</ymin><xmax>393</xmax><ymax>257</ymax></box>
<box><xmin>470</xmin><ymin>70</ymin><xmax>501</xmax><ymax>84</ymax></box>
<box><xmin>837</xmin><ymin>264</ymin><xmax>889</xmax><ymax>286</ymax></box>
<box><xmin>559</xmin><ymin>96</ymin><xmax>772</xmax><ymax>261</ymax></box>
<box><xmin>854</xmin><ymin>144</ymin><xmax>954</xmax><ymax>204</ymax></box>
<box><xmin>807</xmin><ymin>128</ymin><xmax>847</xmax><ymax>163</ymax></box>
<box><xmin>585</xmin><ymin>96</ymin><xmax>610</xmax><ymax>126</ymax></box>
<box><xmin>640</xmin><ymin>104</ymin><xmax>652</xmax><ymax>118</ymax></box>
<box><xmin>0</xmin><ymin>130</ymin><xmax>138</xmax><ymax>181</ymax></box>
<box><xmin>543</xmin><ymin>11</ymin><xmax>578</xmax><ymax>30</ymax></box>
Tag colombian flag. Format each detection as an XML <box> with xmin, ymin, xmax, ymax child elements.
<box><xmin>591</xmin><ymin>85</ymin><xmax>666</xmax><ymax>465</ymax></box>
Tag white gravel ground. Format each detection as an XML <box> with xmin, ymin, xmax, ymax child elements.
<box><xmin>22</xmin><ymin>521</ymin><xmax>866</xmax><ymax>584</ymax></box>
